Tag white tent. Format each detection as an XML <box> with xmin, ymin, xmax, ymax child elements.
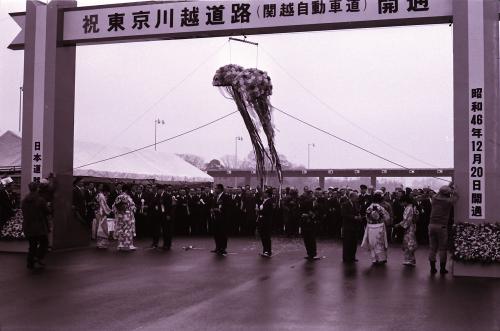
<box><xmin>74</xmin><ymin>141</ymin><xmax>213</xmax><ymax>183</ymax></box>
<box><xmin>0</xmin><ymin>131</ymin><xmax>213</xmax><ymax>183</ymax></box>
<box><xmin>0</xmin><ymin>131</ymin><xmax>21</xmax><ymax>169</ymax></box>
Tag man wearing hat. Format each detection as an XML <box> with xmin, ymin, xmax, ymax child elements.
<box><xmin>428</xmin><ymin>184</ymin><xmax>458</xmax><ymax>274</ymax></box>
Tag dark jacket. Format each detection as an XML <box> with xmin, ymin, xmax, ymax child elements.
<box><xmin>358</xmin><ymin>193</ymin><xmax>372</xmax><ymax>216</ymax></box>
<box><xmin>430</xmin><ymin>194</ymin><xmax>457</xmax><ymax>226</ymax></box>
<box><xmin>341</xmin><ymin>200</ymin><xmax>360</xmax><ymax>230</ymax></box>
<box><xmin>21</xmin><ymin>192</ymin><xmax>49</xmax><ymax>237</ymax></box>
<box><xmin>0</xmin><ymin>189</ymin><xmax>15</xmax><ymax>221</ymax></box>
<box><xmin>212</xmin><ymin>192</ymin><xmax>230</xmax><ymax>222</ymax></box>
<box><xmin>72</xmin><ymin>185</ymin><xmax>86</xmax><ymax>215</ymax></box>
<box><xmin>258</xmin><ymin>198</ymin><xmax>274</xmax><ymax>228</ymax></box>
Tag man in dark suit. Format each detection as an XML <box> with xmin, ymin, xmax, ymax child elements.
<box><xmin>329</xmin><ymin>189</ymin><xmax>343</xmax><ymax>239</ymax></box>
<box><xmin>241</xmin><ymin>187</ymin><xmax>257</xmax><ymax>236</ymax></box>
<box><xmin>210</xmin><ymin>184</ymin><xmax>230</xmax><ymax>256</ymax></box>
<box><xmin>299</xmin><ymin>189</ymin><xmax>319</xmax><ymax>260</ymax></box>
<box><xmin>189</xmin><ymin>188</ymin><xmax>202</xmax><ymax>236</ymax></box>
<box><xmin>341</xmin><ymin>192</ymin><xmax>361</xmax><ymax>263</ymax></box>
<box><xmin>72</xmin><ymin>178</ymin><xmax>87</xmax><ymax>227</ymax></box>
<box><xmin>151</xmin><ymin>185</ymin><xmax>174</xmax><ymax>249</ymax></box>
<box><xmin>417</xmin><ymin>189</ymin><xmax>432</xmax><ymax>245</ymax></box>
<box><xmin>84</xmin><ymin>182</ymin><xmax>97</xmax><ymax>225</ymax></box>
<box><xmin>175</xmin><ymin>189</ymin><xmax>190</xmax><ymax>235</ymax></box>
<box><xmin>314</xmin><ymin>188</ymin><xmax>328</xmax><ymax>237</ymax></box>
<box><xmin>199</xmin><ymin>187</ymin><xmax>212</xmax><ymax>235</ymax></box>
<box><xmin>22</xmin><ymin>182</ymin><xmax>50</xmax><ymax>270</ymax></box>
<box><xmin>233</xmin><ymin>187</ymin><xmax>244</xmax><ymax>235</ymax></box>
<box><xmin>132</xmin><ymin>185</ymin><xmax>147</xmax><ymax>238</ymax></box>
<box><xmin>391</xmin><ymin>189</ymin><xmax>405</xmax><ymax>243</ymax></box>
<box><xmin>257</xmin><ymin>188</ymin><xmax>274</xmax><ymax>257</ymax></box>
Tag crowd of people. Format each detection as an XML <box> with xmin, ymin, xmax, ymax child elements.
<box><xmin>15</xmin><ymin>177</ymin><xmax>458</xmax><ymax>275</ymax></box>
<box><xmin>0</xmin><ymin>180</ymin><xmax>16</xmax><ymax>232</ymax></box>
<box><xmin>72</xmin><ymin>180</ymin><xmax>458</xmax><ymax>273</ymax></box>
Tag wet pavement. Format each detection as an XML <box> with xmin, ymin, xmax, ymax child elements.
<box><xmin>1</xmin><ymin>237</ymin><xmax>499</xmax><ymax>331</ymax></box>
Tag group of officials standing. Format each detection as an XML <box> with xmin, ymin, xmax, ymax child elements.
<box><xmin>14</xmin><ymin>173</ymin><xmax>458</xmax><ymax>274</ymax></box>
<box><xmin>207</xmin><ymin>182</ymin><xmax>457</xmax><ymax>274</ymax></box>
<box><xmin>67</xmin><ymin>183</ymin><xmax>453</xmax><ymax>273</ymax></box>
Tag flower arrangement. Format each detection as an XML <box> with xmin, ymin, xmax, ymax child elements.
<box><xmin>453</xmin><ymin>222</ymin><xmax>500</xmax><ymax>263</ymax></box>
<box><xmin>234</xmin><ymin>68</ymin><xmax>273</xmax><ymax>101</ymax></box>
<box><xmin>212</xmin><ymin>64</ymin><xmax>244</xmax><ymax>87</ymax></box>
<box><xmin>213</xmin><ymin>64</ymin><xmax>282</xmax><ymax>190</ymax></box>
<box><xmin>0</xmin><ymin>210</ymin><xmax>25</xmax><ymax>240</ymax></box>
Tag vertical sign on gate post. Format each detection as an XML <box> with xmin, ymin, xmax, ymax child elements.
<box><xmin>468</xmin><ymin>0</ymin><xmax>485</xmax><ymax>219</ymax></box>
<box><xmin>455</xmin><ymin>0</ymin><xmax>498</xmax><ymax>226</ymax></box>
<box><xmin>30</xmin><ymin>5</ymin><xmax>47</xmax><ymax>184</ymax></box>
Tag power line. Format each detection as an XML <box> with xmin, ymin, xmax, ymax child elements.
<box><xmin>260</xmin><ymin>46</ymin><xmax>440</xmax><ymax>168</ymax></box>
<box><xmin>273</xmin><ymin>106</ymin><xmax>451</xmax><ymax>183</ymax></box>
<box><xmin>74</xmin><ymin>111</ymin><xmax>238</xmax><ymax>170</ymax></box>
<box><xmin>75</xmin><ymin>105</ymin><xmax>450</xmax><ymax>183</ymax></box>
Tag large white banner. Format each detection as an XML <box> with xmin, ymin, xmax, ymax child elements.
<box><xmin>63</xmin><ymin>0</ymin><xmax>452</xmax><ymax>43</ymax></box>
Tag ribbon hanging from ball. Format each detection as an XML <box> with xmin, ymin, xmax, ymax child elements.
<box><xmin>213</xmin><ymin>64</ymin><xmax>283</xmax><ymax>191</ymax></box>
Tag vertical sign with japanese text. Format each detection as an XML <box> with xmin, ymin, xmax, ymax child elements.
<box><xmin>31</xmin><ymin>5</ymin><xmax>47</xmax><ymax>183</ymax></box>
<box><xmin>468</xmin><ymin>0</ymin><xmax>485</xmax><ymax>219</ymax></box>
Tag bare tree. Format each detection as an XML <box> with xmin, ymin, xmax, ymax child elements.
<box><xmin>240</xmin><ymin>150</ymin><xmax>300</xmax><ymax>170</ymax></box>
<box><xmin>206</xmin><ymin>159</ymin><xmax>225</xmax><ymax>170</ymax></box>
<box><xmin>219</xmin><ymin>154</ymin><xmax>236</xmax><ymax>169</ymax></box>
<box><xmin>177</xmin><ymin>154</ymin><xmax>206</xmax><ymax>170</ymax></box>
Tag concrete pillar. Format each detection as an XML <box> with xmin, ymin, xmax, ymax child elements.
<box><xmin>21</xmin><ymin>0</ymin><xmax>86</xmax><ymax>249</ymax></box>
<box><xmin>319</xmin><ymin>177</ymin><xmax>325</xmax><ymax>190</ymax></box>
<box><xmin>453</xmin><ymin>0</ymin><xmax>499</xmax><ymax>223</ymax></box>
<box><xmin>244</xmin><ymin>175</ymin><xmax>251</xmax><ymax>187</ymax></box>
<box><xmin>370</xmin><ymin>176</ymin><xmax>377</xmax><ymax>189</ymax></box>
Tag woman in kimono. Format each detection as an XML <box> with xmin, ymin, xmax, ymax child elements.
<box><xmin>95</xmin><ymin>184</ymin><xmax>112</xmax><ymax>249</ymax></box>
<box><xmin>361</xmin><ymin>192</ymin><xmax>390</xmax><ymax>265</ymax></box>
<box><xmin>395</xmin><ymin>195</ymin><xmax>418</xmax><ymax>266</ymax></box>
<box><xmin>113</xmin><ymin>184</ymin><xmax>137</xmax><ymax>251</ymax></box>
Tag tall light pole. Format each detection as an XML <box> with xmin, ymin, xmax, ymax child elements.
<box><xmin>307</xmin><ymin>143</ymin><xmax>315</xmax><ymax>169</ymax></box>
<box><xmin>18</xmin><ymin>86</ymin><xmax>23</xmax><ymax>132</ymax></box>
<box><xmin>154</xmin><ymin>119</ymin><xmax>165</xmax><ymax>151</ymax></box>
<box><xmin>235</xmin><ymin>136</ymin><xmax>243</xmax><ymax>168</ymax></box>
<box><xmin>235</xmin><ymin>136</ymin><xmax>243</xmax><ymax>187</ymax></box>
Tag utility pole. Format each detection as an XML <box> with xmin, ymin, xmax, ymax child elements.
<box><xmin>235</xmin><ymin>136</ymin><xmax>243</xmax><ymax>186</ymax></box>
<box><xmin>307</xmin><ymin>143</ymin><xmax>315</xmax><ymax>169</ymax></box>
<box><xmin>155</xmin><ymin>118</ymin><xmax>165</xmax><ymax>151</ymax></box>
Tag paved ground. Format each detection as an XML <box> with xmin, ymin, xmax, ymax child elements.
<box><xmin>0</xmin><ymin>240</ymin><xmax>28</xmax><ymax>253</ymax></box>
<box><xmin>0</xmin><ymin>237</ymin><xmax>499</xmax><ymax>331</ymax></box>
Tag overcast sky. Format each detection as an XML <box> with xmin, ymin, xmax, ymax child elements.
<box><xmin>0</xmin><ymin>0</ymin><xmax>454</xmax><ymax>172</ymax></box>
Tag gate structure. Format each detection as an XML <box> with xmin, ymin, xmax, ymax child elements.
<box><xmin>7</xmin><ymin>1</ymin><xmax>499</xmax><ymax>275</ymax></box>
<box><xmin>207</xmin><ymin>168</ymin><xmax>455</xmax><ymax>188</ymax></box>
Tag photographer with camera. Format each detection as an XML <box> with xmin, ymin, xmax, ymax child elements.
<box><xmin>428</xmin><ymin>183</ymin><xmax>458</xmax><ymax>275</ymax></box>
